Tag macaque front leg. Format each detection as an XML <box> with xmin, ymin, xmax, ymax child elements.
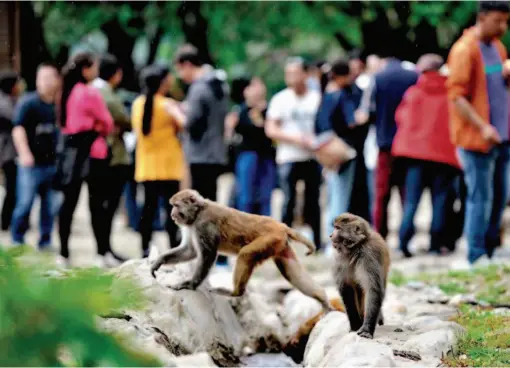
<box><xmin>151</xmin><ymin>244</ymin><xmax>197</xmax><ymax>278</ymax></box>
<box><xmin>170</xmin><ymin>251</ymin><xmax>217</xmax><ymax>291</ymax></box>
<box><xmin>357</xmin><ymin>279</ymin><xmax>384</xmax><ymax>339</ymax></box>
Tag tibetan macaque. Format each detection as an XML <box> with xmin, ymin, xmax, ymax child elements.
<box><xmin>331</xmin><ymin>213</ymin><xmax>390</xmax><ymax>339</ymax></box>
<box><xmin>150</xmin><ymin>189</ymin><xmax>331</xmax><ymax>311</ymax></box>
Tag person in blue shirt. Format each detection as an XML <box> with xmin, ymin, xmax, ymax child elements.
<box><xmin>315</xmin><ymin>58</ymin><xmax>370</xmax><ymax>249</ymax></box>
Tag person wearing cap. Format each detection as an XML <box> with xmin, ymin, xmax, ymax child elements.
<box><xmin>392</xmin><ymin>54</ymin><xmax>461</xmax><ymax>258</ymax></box>
<box><xmin>446</xmin><ymin>1</ymin><xmax>510</xmax><ymax>268</ymax></box>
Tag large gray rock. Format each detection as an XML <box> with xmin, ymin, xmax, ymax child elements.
<box><xmin>316</xmin><ymin>333</ymin><xmax>396</xmax><ymax>367</ymax></box>
<box><xmin>401</xmin><ymin>328</ymin><xmax>462</xmax><ymax>358</ymax></box>
<box><xmin>103</xmin><ymin>258</ymin><xmax>247</xmax><ymax>365</ymax></box>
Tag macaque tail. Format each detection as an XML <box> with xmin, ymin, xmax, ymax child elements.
<box><xmin>287</xmin><ymin>228</ymin><xmax>316</xmax><ymax>256</ymax></box>
<box><xmin>283</xmin><ymin>297</ymin><xmax>345</xmax><ymax>363</ymax></box>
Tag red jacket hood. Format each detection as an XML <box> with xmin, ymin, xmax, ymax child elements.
<box><xmin>392</xmin><ymin>72</ymin><xmax>460</xmax><ymax>169</ymax></box>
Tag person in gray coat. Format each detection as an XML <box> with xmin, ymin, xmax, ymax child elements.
<box><xmin>0</xmin><ymin>70</ymin><xmax>22</xmax><ymax>230</ymax></box>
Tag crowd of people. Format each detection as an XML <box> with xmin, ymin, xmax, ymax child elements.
<box><xmin>0</xmin><ymin>1</ymin><xmax>509</xmax><ymax>270</ymax></box>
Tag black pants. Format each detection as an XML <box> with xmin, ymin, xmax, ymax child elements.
<box><xmin>59</xmin><ymin>159</ymin><xmax>110</xmax><ymax>258</ymax></box>
<box><xmin>1</xmin><ymin>160</ymin><xmax>16</xmax><ymax>230</ymax></box>
<box><xmin>278</xmin><ymin>160</ymin><xmax>322</xmax><ymax>249</ymax></box>
<box><xmin>140</xmin><ymin>180</ymin><xmax>180</xmax><ymax>254</ymax></box>
<box><xmin>104</xmin><ymin>164</ymin><xmax>130</xmax><ymax>253</ymax></box>
<box><xmin>189</xmin><ymin>163</ymin><xmax>226</xmax><ymax>263</ymax></box>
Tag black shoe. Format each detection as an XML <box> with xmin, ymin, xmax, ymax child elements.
<box><xmin>402</xmin><ymin>249</ymin><xmax>413</xmax><ymax>258</ymax></box>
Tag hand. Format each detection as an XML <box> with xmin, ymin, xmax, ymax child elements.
<box><xmin>169</xmin><ymin>281</ymin><xmax>197</xmax><ymax>291</ymax></box>
<box><xmin>166</xmin><ymin>100</ymin><xmax>183</xmax><ymax>117</ymax></box>
<box><xmin>19</xmin><ymin>152</ymin><xmax>34</xmax><ymax>167</ymax></box>
<box><xmin>481</xmin><ymin>124</ymin><xmax>502</xmax><ymax>144</ymax></box>
<box><xmin>355</xmin><ymin>110</ymin><xmax>369</xmax><ymax>125</ymax></box>
<box><xmin>298</xmin><ymin>135</ymin><xmax>315</xmax><ymax>150</ymax></box>
<box><xmin>503</xmin><ymin>60</ymin><xmax>510</xmax><ymax>78</ymax></box>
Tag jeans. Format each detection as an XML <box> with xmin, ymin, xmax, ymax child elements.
<box><xmin>399</xmin><ymin>160</ymin><xmax>459</xmax><ymax>253</ymax></box>
<box><xmin>326</xmin><ymin>159</ymin><xmax>356</xmax><ymax>236</ymax></box>
<box><xmin>235</xmin><ymin>151</ymin><xmax>276</xmax><ymax>216</ymax></box>
<box><xmin>11</xmin><ymin>164</ymin><xmax>57</xmax><ymax>247</ymax></box>
<box><xmin>279</xmin><ymin>160</ymin><xmax>322</xmax><ymax>249</ymax></box>
<box><xmin>458</xmin><ymin>145</ymin><xmax>510</xmax><ymax>263</ymax></box>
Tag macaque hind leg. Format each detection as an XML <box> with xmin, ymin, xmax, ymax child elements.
<box><xmin>274</xmin><ymin>247</ymin><xmax>330</xmax><ymax>311</ymax></box>
<box><xmin>231</xmin><ymin>234</ymin><xmax>286</xmax><ymax>297</ymax></box>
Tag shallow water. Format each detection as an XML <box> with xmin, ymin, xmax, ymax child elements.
<box><xmin>241</xmin><ymin>353</ymin><xmax>300</xmax><ymax>367</ymax></box>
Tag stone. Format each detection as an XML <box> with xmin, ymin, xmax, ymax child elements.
<box><xmin>104</xmin><ymin>259</ymin><xmax>247</xmax><ymax>365</ymax></box>
<box><xmin>403</xmin><ymin>316</ymin><xmax>466</xmax><ymax>336</ymax></box>
<box><xmin>406</xmin><ymin>281</ymin><xmax>426</xmax><ymax>290</ymax></box>
<box><xmin>449</xmin><ymin>294</ymin><xmax>477</xmax><ymax>306</ymax></box>
<box><xmin>316</xmin><ymin>333</ymin><xmax>396</xmax><ymax>367</ymax></box>
<box><xmin>171</xmin><ymin>353</ymin><xmax>217</xmax><ymax>367</ymax></box>
<box><xmin>401</xmin><ymin>328</ymin><xmax>462</xmax><ymax>358</ymax></box>
<box><xmin>422</xmin><ymin>286</ymin><xmax>449</xmax><ymax>304</ymax></box>
<box><xmin>303</xmin><ymin>312</ymin><xmax>350</xmax><ymax>367</ymax></box>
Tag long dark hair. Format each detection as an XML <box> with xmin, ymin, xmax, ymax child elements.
<box><xmin>139</xmin><ymin>65</ymin><xmax>170</xmax><ymax>136</ymax></box>
<box><xmin>58</xmin><ymin>52</ymin><xmax>95</xmax><ymax>127</ymax></box>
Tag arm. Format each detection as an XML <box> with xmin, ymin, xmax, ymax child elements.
<box><xmin>315</xmin><ymin>93</ymin><xmax>336</xmax><ymax>135</ymax></box>
<box><xmin>185</xmin><ymin>84</ymin><xmax>209</xmax><ymax>140</ymax></box>
<box><xmin>355</xmin><ymin>78</ymin><xmax>376</xmax><ymax>125</ymax></box>
<box><xmin>11</xmin><ymin>99</ymin><xmax>34</xmax><ymax>167</ymax></box>
<box><xmin>108</xmin><ymin>95</ymin><xmax>131</xmax><ymax>132</ymax></box>
<box><xmin>165</xmin><ymin>99</ymin><xmax>186</xmax><ymax>130</ymax></box>
<box><xmin>88</xmin><ymin>89</ymin><xmax>114</xmax><ymax>136</ymax></box>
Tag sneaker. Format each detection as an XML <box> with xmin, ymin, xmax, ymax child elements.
<box><xmin>54</xmin><ymin>255</ymin><xmax>70</xmax><ymax>269</ymax></box>
<box><xmin>472</xmin><ymin>255</ymin><xmax>492</xmax><ymax>269</ymax></box>
<box><xmin>451</xmin><ymin>255</ymin><xmax>492</xmax><ymax>271</ymax></box>
<box><xmin>91</xmin><ymin>255</ymin><xmax>107</xmax><ymax>268</ymax></box>
<box><xmin>103</xmin><ymin>252</ymin><xmax>123</xmax><ymax>268</ymax></box>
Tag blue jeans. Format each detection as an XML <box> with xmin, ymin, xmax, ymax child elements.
<box><xmin>235</xmin><ymin>151</ymin><xmax>276</xmax><ymax>216</ymax></box>
<box><xmin>11</xmin><ymin>165</ymin><xmax>58</xmax><ymax>247</ymax></box>
<box><xmin>326</xmin><ymin>160</ymin><xmax>356</xmax><ymax>236</ymax></box>
<box><xmin>399</xmin><ymin>160</ymin><xmax>459</xmax><ymax>253</ymax></box>
<box><xmin>458</xmin><ymin>146</ymin><xmax>510</xmax><ymax>263</ymax></box>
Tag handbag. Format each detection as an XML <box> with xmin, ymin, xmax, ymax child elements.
<box><xmin>312</xmin><ymin>131</ymin><xmax>357</xmax><ymax>171</ymax></box>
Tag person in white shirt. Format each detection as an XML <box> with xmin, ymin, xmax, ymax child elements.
<box><xmin>265</xmin><ymin>57</ymin><xmax>323</xmax><ymax>249</ymax></box>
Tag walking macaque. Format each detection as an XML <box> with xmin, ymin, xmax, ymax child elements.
<box><xmin>150</xmin><ymin>189</ymin><xmax>331</xmax><ymax>311</ymax></box>
<box><xmin>331</xmin><ymin>213</ymin><xmax>390</xmax><ymax>339</ymax></box>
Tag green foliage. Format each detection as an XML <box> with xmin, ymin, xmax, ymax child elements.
<box><xmin>0</xmin><ymin>247</ymin><xmax>160</xmax><ymax>367</ymax></box>
<box><xmin>445</xmin><ymin>306</ymin><xmax>510</xmax><ymax>367</ymax></box>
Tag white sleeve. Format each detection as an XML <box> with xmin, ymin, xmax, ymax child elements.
<box><xmin>266</xmin><ymin>93</ymin><xmax>283</xmax><ymax>120</ymax></box>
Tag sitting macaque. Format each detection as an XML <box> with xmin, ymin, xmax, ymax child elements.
<box><xmin>331</xmin><ymin>213</ymin><xmax>390</xmax><ymax>339</ymax></box>
<box><xmin>150</xmin><ymin>189</ymin><xmax>331</xmax><ymax>311</ymax></box>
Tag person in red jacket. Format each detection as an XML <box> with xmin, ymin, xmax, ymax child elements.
<box><xmin>392</xmin><ymin>54</ymin><xmax>462</xmax><ymax>257</ymax></box>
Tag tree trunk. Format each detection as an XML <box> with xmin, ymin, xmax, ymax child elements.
<box><xmin>177</xmin><ymin>1</ymin><xmax>214</xmax><ymax>66</ymax></box>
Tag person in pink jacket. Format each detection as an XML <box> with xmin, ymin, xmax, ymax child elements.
<box><xmin>392</xmin><ymin>54</ymin><xmax>462</xmax><ymax>258</ymax></box>
<box><xmin>56</xmin><ymin>52</ymin><xmax>115</xmax><ymax>267</ymax></box>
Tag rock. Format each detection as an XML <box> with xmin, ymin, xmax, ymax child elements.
<box><xmin>241</xmin><ymin>353</ymin><xmax>299</xmax><ymax>367</ymax></box>
<box><xmin>171</xmin><ymin>353</ymin><xmax>217</xmax><ymax>367</ymax></box>
<box><xmin>302</xmin><ymin>312</ymin><xmax>350</xmax><ymax>367</ymax></box>
<box><xmin>422</xmin><ymin>286</ymin><xmax>449</xmax><ymax>304</ymax></box>
<box><xmin>448</xmin><ymin>294</ymin><xmax>477</xmax><ymax>306</ymax></box>
<box><xmin>492</xmin><ymin>308</ymin><xmax>510</xmax><ymax>316</ymax></box>
<box><xmin>228</xmin><ymin>291</ymin><xmax>286</xmax><ymax>352</ymax></box>
<box><xmin>406</xmin><ymin>281</ymin><xmax>426</xmax><ymax>290</ymax></box>
<box><xmin>401</xmin><ymin>328</ymin><xmax>462</xmax><ymax>358</ymax></box>
<box><xmin>404</xmin><ymin>316</ymin><xmax>466</xmax><ymax>335</ymax></box>
<box><xmin>316</xmin><ymin>333</ymin><xmax>396</xmax><ymax>367</ymax></box>
<box><xmin>104</xmin><ymin>259</ymin><xmax>247</xmax><ymax>365</ymax></box>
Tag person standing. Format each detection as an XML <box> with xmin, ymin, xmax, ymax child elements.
<box><xmin>231</xmin><ymin>77</ymin><xmax>276</xmax><ymax>216</ymax></box>
<box><xmin>131</xmin><ymin>65</ymin><xmax>185</xmax><ymax>258</ymax></box>
<box><xmin>360</xmin><ymin>51</ymin><xmax>418</xmax><ymax>238</ymax></box>
<box><xmin>10</xmin><ymin>63</ymin><xmax>61</xmax><ymax>252</ymax></box>
<box><xmin>57</xmin><ymin>52</ymin><xmax>114</xmax><ymax>267</ymax></box>
<box><xmin>174</xmin><ymin>44</ymin><xmax>230</xmax><ymax>266</ymax></box>
<box><xmin>91</xmin><ymin>54</ymin><xmax>131</xmax><ymax>263</ymax></box>
<box><xmin>393</xmin><ymin>54</ymin><xmax>461</xmax><ymax>258</ymax></box>
<box><xmin>0</xmin><ymin>71</ymin><xmax>22</xmax><ymax>231</ymax></box>
<box><xmin>446</xmin><ymin>1</ymin><xmax>510</xmax><ymax>268</ymax></box>
<box><xmin>265</xmin><ymin>57</ymin><xmax>322</xmax><ymax>250</ymax></box>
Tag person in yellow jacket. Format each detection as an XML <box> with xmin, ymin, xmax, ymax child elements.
<box><xmin>131</xmin><ymin>65</ymin><xmax>185</xmax><ymax>257</ymax></box>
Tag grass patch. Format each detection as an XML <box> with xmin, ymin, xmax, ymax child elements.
<box><xmin>390</xmin><ymin>264</ymin><xmax>510</xmax><ymax>305</ymax></box>
<box><xmin>444</xmin><ymin>306</ymin><xmax>510</xmax><ymax>367</ymax></box>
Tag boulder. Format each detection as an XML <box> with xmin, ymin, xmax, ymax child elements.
<box><xmin>315</xmin><ymin>333</ymin><xmax>396</xmax><ymax>367</ymax></box>
<box><xmin>104</xmin><ymin>259</ymin><xmax>247</xmax><ymax>365</ymax></box>
<box><xmin>171</xmin><ymin>353</ymin><xmax>217</xmax><ymax>367</ymax></box>
<box><xmin>302</xmin><ymin>312</ymin><xmax>350</xmax><ymax>367</ymax></box>
<box><xmin>401</xmin><ymin>328</ymin><xmax>463</xmax><ymax>358</ymax></box>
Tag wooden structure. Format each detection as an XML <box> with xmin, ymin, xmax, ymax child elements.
<box><xmin>0</xmin><ymin>2</ymin><xmax>20</xmax><ymax>72</ymax></box>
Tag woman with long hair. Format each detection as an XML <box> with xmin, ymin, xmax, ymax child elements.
<box><xmin>56</xmin><ymin>51</ymin><xmax>115</xmax><ymax>267</ymax></box>
<box><xmin>131</xmin><ymin>65</ymin><xmax>185</xmax><ymax>257</ymax></box>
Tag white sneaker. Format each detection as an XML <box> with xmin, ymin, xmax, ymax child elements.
<box><xmin>472</xmin><ymin>255</ymin><xmax>492</xmax><ymax>269</ymax></box>
<box><xmin>91</xmin><ymin>255</ymin><xmax>106</xmax><ymax>268</ymax></box>
<box><xmin>54</xmin><ymin>255</ymin><xmax>70</xmax><ymax>269</ymax></box>
<box><xmin>103</xmin><ymin>252</ymin><xmax>122</xmax><ymax>268</ymax></box>
<box><xmin>451</xmin><ymin>255</ymin><xmax>492</xmax><ymax>271</ymax></box>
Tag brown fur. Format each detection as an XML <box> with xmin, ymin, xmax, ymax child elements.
<box><xmin>151</xmin><ymin>189</ymin><xmax>330</xmax><ymax>311</ymax></box>
<box><xmin>331</xmin><ymin>213</ymin><xmax>390</xmax><ymax>339</ymax></box>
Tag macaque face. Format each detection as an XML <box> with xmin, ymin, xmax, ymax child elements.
<box><xmin>330</xmin><ymin>214</ymin><xmax>367</xmax><ymax>254</ymax></box>
<box><xmin>170</xmin><ymin>190</ymin><xmax>204</xmax><ymax>225</ymax></box>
